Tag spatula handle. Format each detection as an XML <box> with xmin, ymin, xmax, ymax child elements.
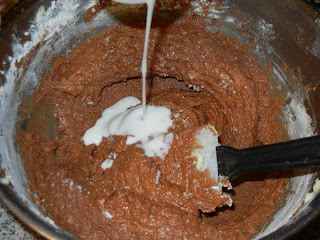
<box><xmin>217</xmin><ymin>135</ymin><xmax>320</xmax><ymax>180</ymax></box>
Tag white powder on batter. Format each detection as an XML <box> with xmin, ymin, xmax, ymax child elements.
<box><xmin>283</xmin><ymin>94</ymin><xmax>315</xmax><ymax>139</ymax></box>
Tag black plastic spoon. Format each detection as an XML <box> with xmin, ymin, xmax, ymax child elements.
<box><xmin>216</xmin><ymin>135</ymin><xmax>320</xmax><ymax>181</ymax></box>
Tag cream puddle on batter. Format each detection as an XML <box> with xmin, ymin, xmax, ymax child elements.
<box><xmin>82</xmin><ymin>96</ymin><xmax>174</xmax><ymax>159</ymax></box>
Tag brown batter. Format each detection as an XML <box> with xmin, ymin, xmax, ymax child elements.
<box><xmin>19</xmin><ymin>11</ymin><xmax>289</xmax><ymax>240</ymax></box>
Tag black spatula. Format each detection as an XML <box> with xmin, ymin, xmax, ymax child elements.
<box><xmin>216</xmin><ymin>135</ymin><xmax>320</xmax><ymax>181</ymax></box>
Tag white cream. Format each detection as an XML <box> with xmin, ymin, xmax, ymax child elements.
<box><xmin>0</xmin><ymin>177</ymin><xmax>10</xmax><ymax>185</ymax></box>
<box><xmin>192</xmin><ymin>125</ymin><xmax>220</xmax><ymax>181</ymax></box>
<box><xmin>112</xmin><ymin>0</ymin><xmax>156</xmax><ymax>118</ymax></box>
<box><xmin>304</xmin><ymin>178</ymin><xmax>320</xmax><ymax>204</ymax></box>
<box><xmin>101</xmin><ymin>159</ymin><xmax>114</xmax><ymax>170</ymax></box>
<box><xmin>83</xmin><ymin>96</ymin><xmax>173</xmax><ymax>159</ymax></box>
<box><xmin>83</xmin><ymin>96</ymin><xmax>140</xmax><ymax>145</ymax></box>
<box><xmin>141</xmin><ymin>0</ymin><xmax>156</xmax><ymax>118</ymax></box>
<box><xmin>192</xmin><ymin>125</ymin><xmax>232</xmax><ymax>205</ymax></box>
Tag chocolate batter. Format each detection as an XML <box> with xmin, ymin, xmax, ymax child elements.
<box><xmin>19</xmin><ymin>12</ymin><xmax>289</xmax><ymax>240</ymax></box>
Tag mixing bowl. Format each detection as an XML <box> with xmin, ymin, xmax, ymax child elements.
<box><xmin>0</xmin><ymin>0</ymin><xmax>319</xmax><ymax>239</ymax></box>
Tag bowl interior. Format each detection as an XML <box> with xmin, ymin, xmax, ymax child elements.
<box><xmin>0</xmin><ymin>0</ymin><xmax>319</xmax><ymax>239</ymax></box>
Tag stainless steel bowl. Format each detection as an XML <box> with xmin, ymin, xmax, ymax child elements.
<box><xmin>0</xmin><ymin>0</ymin><xmax>319</xmax><ymax>239</ymax></box>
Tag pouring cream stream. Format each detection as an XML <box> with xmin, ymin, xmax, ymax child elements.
<box><xmin>112</xmin><ymin>0</ymin><xmax>156</xmax><ymax>119</ymax></box>
<box><xmin>83</xmin><ymin>0</ymin><xmax>176</xmax><ymax>162</ymax></box>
